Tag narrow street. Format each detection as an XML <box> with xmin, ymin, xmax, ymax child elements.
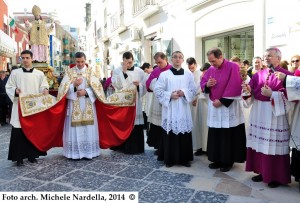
<box><xmin>0</xmin><ymin>125</ymin><xmax>299</xmax><ymax>202</ymax></box>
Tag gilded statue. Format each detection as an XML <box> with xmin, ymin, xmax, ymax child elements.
<box><xmin>25</xmin><ymin>5</ymin><xmax>54</xmax><ymax>63</ymax></box>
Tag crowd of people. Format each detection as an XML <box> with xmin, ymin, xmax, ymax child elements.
<box><xmin>2</xmin><ymin>46</ymin><xmax>300</xmax><ymax>192</ymax></box>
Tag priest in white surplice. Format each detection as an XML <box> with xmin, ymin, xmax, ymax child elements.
<box><xmin>154</xmin><ymin>51</ymin><xmax>197</xmax><ymax>167</ymax></box>
<box><xmin>186</xmin><ymin>57</ymin><xmax>209</xmax><ymax>156</ymax></box>
<box><xmin>6</xmin><ymin>50</ymin><xmax>48</xmax><ymax>166</ymax></box>
<box><xmin>112</xmin><ymin>51</ymin><xmax>146</xmax><ymax>154</ymax></box>
<box><xmin>276</xmin><ymin>72</ymin><xmax>300</xmax><ymax>190</ymax></box>
<box><xmin>62</xmin><ymin>52</ymin><xmax>100</xmax><ymax>159</ymax></box>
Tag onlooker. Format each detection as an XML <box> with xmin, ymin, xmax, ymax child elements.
<box><xmin>146</xmin><ymin>53</ymin><xmax>172</xmax><ymax>155</ymax></box>
<box><xmin>230</xmin><ymin>56</ymin><xmax>251</xmax><ymax>135</ymax></box>
<box><xmin>289</xmin><ymin>55</ymin><xmax>300</xmax><ymax>74</ymax></box>
<box><xmin>112</xmin><ymin>51</ymin><xmax>146</xmax><ymax>154</ymax></box>
<box><xmin>252</xmin><ymin>56</ymin><xmax>264</xmax><ymax>75</ymax></box>
<box><xmin>230</xmin><ymin>56</ymin><xmax>242</xmax><ymax>67</ymax></box>
<box><xmin>243</xmin><ymin>47</ymin><xmax>293</xmax><ymax>188</ymax></box>
<box><xmin>57</xmin><ymin>72</ymin><xmax>64</xmax><ymax>85</ymax></box>
<box><xmin>242</xmin><ymin>60</ymin><xmax>252</xmax><ymax>77</ymax></box>
<box><xmin>0</xmin><ymin>71</ymin><xmax>8</xmax><ymax>126</ymax></box>
<box><xmin>61</xmin><ymin>52</ymin><xmax>100</xmax><ymax>159</ymax></box>
<box><xmin>280</xmin><ymin>60</ymin><xmax>289</xmax><ymax>70</ymax></box>
<box><xmin>5</xmin><ymin>50</ymin><xmax>48</xmax><ymax>166</ymax></box>
<box><xmin>104</xmin><ymin>72</ymin><xmax>115</xmax><ymax>97</ymax></box>
<box><xmin>154</xmin><ymin>51</ymin><xmax>196</xmax><ymax>167</ymax></box>
<box><xmin>200</xmin><ymin>48</ymin><xmax>246</xmax><ymax>172</ymax></box>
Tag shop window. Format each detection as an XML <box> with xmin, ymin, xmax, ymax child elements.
<box><xmin>203</xmin><ymin>27</ymin><xmax>254</xmax><ymax>64</ymax></box>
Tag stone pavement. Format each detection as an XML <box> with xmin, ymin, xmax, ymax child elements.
<box><xmin>0</xmin><ymin>124</ymin><xmax>299</xmax><ymax>203</ymax></box>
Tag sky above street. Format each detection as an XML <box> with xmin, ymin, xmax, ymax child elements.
<box><xmin>8</xmin><ymin>0</ymin><xmax>87</xmax><ymax>28</ymax></box>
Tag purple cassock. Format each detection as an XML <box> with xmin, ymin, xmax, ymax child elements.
<box><xmin>146</xmin><ymin>64</ymin><xmax>172</xmax><ymax>92</ymax></box>
<box><xmin>200</xmin><ymin>59</ymin><xmax>242</xmax><ymax>100</ymax></box>
<box><xmin>246</xmin><ymin>65</ymin><xmax>293</xmax><ymax>185</ymax></box>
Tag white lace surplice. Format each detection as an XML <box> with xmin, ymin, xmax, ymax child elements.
<box><xmin>190</xmin><ymin>69</ymin><xmax>209</xmax><ymax>150</ymax></box>
<box><xmin>286</xmin><ymin>75</ymin><xmax>300</xmax><ymax>149</ymax></box>
<box><xmin>112</xmin><ymin>67</ymin><xmax>146</xmax><ymax>125</ymax></box>
<box><xmin>63</xmin><ymin>66</ymin><xmax>100</xmax><ymax>159</ymax></box>
<box><xmin>246</xmin><ymin>92</ymin><xmax>291</xmax><ymax>155</ymax></box>
<box><xmin>154</xmin><ymin>69</ymin><xmax>197</xmax><ymax>135</ymax></box>
<box><xmin>5</xmin><ymin>68</ymin><xmax>49</xmax><ymax>128</ymax></box>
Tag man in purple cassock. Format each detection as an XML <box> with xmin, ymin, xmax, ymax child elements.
<box><xmin>146</xmin><ymin>52</ymin><xmax>172</xmax><ymax>154</ymax></box>
<box><xmin>242</xmin><ymin>47</ymin><xmax>293</xmax><ymax>188</ymax></box>
<box><xmin>200</xmin><ymin>48</ymin><xmax>246</xmax><ymax>173</ymax></box>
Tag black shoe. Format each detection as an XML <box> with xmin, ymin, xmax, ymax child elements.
<box><xmin>16</xmin><ymin>160</ymin><xmax>24</xmax><ymax>166</ymax></box>
<box><xmin>252</xmin><ymin>174</ymin><xmax>263</xmax><ymax>182</ymax></box>
<box><xmin>220</xmin><ymin>164</ymin><xmax>232</xmax><ymax>172</ymax></box>
<box><xmin>208</xmin><ymin>162</ymin><xmax>221</xmax><ymax>169</ymax></box>
<box><xmin>182</xmin><ymin>162</ymin><xmax>191</xmax><ymax>167</ymax></box>
<box><xmin>154</xmin><ymin>150</ymin><xmax>159</xmax><ymax>155</ymax></box>
<box><xmin>165</xmin><ymin>164</ymin><xmax>174</xmax><ymax>168</ymax></box>
<box><xmin>28</xmin><ymin>158</ymin><xmax>37</xmax><ymax>163</ymax></box>
<box><xmin>194</xmin><ymin>149</ymin><xmax>206</xmax><ymax>156</ymax></box>
<box><xmin>268</xmin><ymin>181</ymin><xmax>280</xmax><ymax>188</ymax></box>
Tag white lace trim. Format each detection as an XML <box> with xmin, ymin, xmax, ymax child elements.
<box><xmin>162</xmin><ymin>118</ymin><xmax>193</xmax><ymax>135</ymax></box>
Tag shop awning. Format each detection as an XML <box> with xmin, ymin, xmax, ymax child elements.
<box><xmin>0</xmin><ymin>30</ymin><xmax>16</xmax><ymax>57</ymax></box>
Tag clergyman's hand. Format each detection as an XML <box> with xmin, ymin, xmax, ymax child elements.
<box><xmin>77</xmin><ymin>89</ymin><xmax>87</xmax><ymax>97</ymax></box>
<box><xmin>42</xmin><ymin>89</ymin><xmax>49</xmax><ymax>95</ymax></box>
<box><xmin>261</xmin><ymin>85</ymin><xmax>272</xmax><ymax>97</ymax></box>
<box><xmin>15</xmin><ymin>88</ymin><xmax>21</xmax><ymax>95</ymax></box>
<box><xmin>212</xmin><ymin>99</ymin><xmax>222</xmax><ymax>108</ymax></box>
<box><xmin>274</xmin><ymin>72</ymin><xmax>286</xmax><ymax>81</ymax></box>
<box><xmin>74</xmin><ymin>78</ymin><xmax>83</xmax><ymax>87</ymax></box>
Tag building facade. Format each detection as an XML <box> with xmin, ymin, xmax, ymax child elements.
<box><xmin>82</xmin><ymin>0</ymin><xmax>300</xmax><ymax>78</ymax></box>
<box><xmin>0</xmin><ymin>0</ymin><xmax>17</xmax><ymax>71</ymax></box>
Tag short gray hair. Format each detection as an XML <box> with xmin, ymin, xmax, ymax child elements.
<box><xmin>266</xmin><ymin>47</ymin><xmax>282</xmax><ymax>58</ymax></box>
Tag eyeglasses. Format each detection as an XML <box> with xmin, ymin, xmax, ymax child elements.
<box><xmin>291</xmin><ymin>60</ymin><xmax>300</xmax><ymax>63</ymax></box>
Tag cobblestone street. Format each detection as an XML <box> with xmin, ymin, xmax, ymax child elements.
<box><xmin>0</xmin><ymin>125</ymin><xmax>299</xmax><ymax>202</ymax></box>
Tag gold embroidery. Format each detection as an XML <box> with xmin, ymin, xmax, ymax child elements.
<box><xmin>71</xmin><ymin>98</ymin><xmax>94</xmax><ymax>127</ymax></box>
<box><xmin>19</xmin><ymin>66</ymin><xmax>137</xmax><ymax>117</ymax></box>
<box><xmin>20</xmin><ymin>93</ymin><xmax>56</xmax><ymax>116</ymax></box>
<box><xmin>25</xmin><ymin>100</ymin><xmax>36</xmax><ymax>109</ymax></box>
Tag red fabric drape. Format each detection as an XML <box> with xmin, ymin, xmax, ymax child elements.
<box><xmin>19</xmin><ymin>96</ymin><xmax>67</xmax><ymax>151</ymax></box>
<box><xmin>95</xmin><ymin>100</ymin><xmax>136</xmax><ymax>149</ymax></box>
<box><xmin>19</xmin><ymin>96</ymin><xmax>136</xmax><ymax>151</ymax></box>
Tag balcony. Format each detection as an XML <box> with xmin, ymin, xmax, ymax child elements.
<box><xmin>63</xmin><ymin>38</ymin><xmax>69</xmax><ymax>45</ymax></box>
<box><xmin>63</xmin><ymin>60</ymin><xmax>70</xmax><ymax>65</ymax></box>
<box><xmin>110</xmin><ymin>12</ymin><xmax>127</xmax><ymax>33</ymax></box>
<box><xmin>101</xmin><ymin>27</ymin><xmax>109</xmax><ymax>42</ymax></box>
<box><xmin>63</xmin><ymin>49</ymin><xmax>69</xmax><ymax>54</ymax></box>
<box><xmin>132</xmin><ymin>0</ymin><xmax>160</xmax><ymax>19</ymax></box>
